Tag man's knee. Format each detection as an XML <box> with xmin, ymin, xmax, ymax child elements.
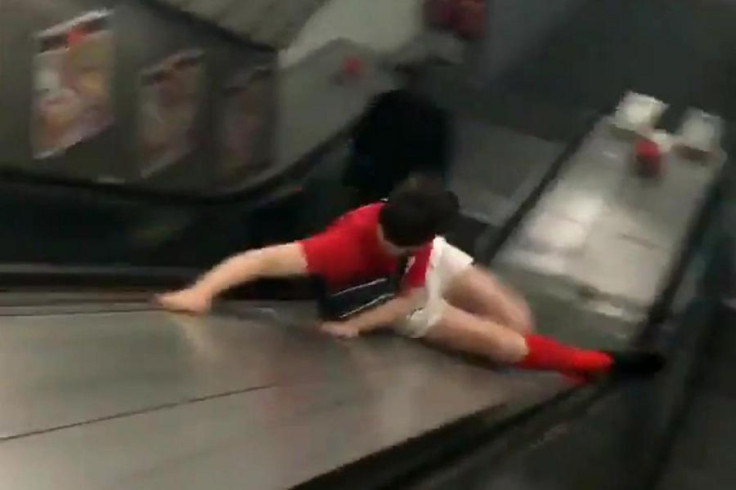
<box><xmin>425</xmin><ymin>306</ymin><xmax>527</xmax><ymax>363</ymax></box>
<box><xmin>500</xmin><ymin>293</ymin><xmax>534</xmax><ymax>335</ymax></box>
<box><xmin>446</xmin><ymin>265</ymin><xmax>534</xmax><ymax>333</ymax></box>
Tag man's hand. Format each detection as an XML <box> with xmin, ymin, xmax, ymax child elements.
<box><xmin>510</xmin><ymin>302</ymin><xmax>535</xmax><ymax>335</ymax></box>
<box><xmin>320</xmin><ymin>321</ymin><xmax>361</xmax><ymax>339</ymax></box>
<box><xmin>156</xmin><ymin>288</ymin><xmax>212</xmax><ymax>315</ymax></box>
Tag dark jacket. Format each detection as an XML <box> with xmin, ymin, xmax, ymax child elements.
<box><xmin>346</xmin><ymin>89</ymin><xmax>452</xmax><ymax>196</ymax></box>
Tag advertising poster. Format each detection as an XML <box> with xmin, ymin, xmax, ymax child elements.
<box><xmin>33</xmin><ymin>10</ymin><xmax>114</xmax><ymax>159</ymax></box>
<box><xmin>139</xmin><ymin>49</ymin><xmax>204</xmax><ymax>177</ymax></box>
<box><xmin>219</xmin><ymin>66</ymin><xmax>272</xmax><ymax>179</ymax></box>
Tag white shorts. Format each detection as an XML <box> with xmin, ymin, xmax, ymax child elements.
<box><xmin>395</xmin><ymin>237</ymin><xmax>474</xmax><ymax>338</ymax></box>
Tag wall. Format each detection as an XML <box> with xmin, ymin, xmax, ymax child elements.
<box><xmin>280</xmin><ymin>0</ymin><xmax>424</xmax><ymax>68</ymax></box>
<box><xmin>494</xmin><ymin>0</ymin><xmax>736</xmax><ymax>116</ymax></box>
<box><xmin>482</xmin><ymin>0</ymin><xmax>587</xmax><ymax>81</ymax></box>
<box><xmin>0</xmin><ymin>0</ymin><xmax>275</xmax><ymax>193</ymax></box>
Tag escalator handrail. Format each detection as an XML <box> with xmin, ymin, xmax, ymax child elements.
<box><xmin>0</xmin><ymin>123</ymin><xmax>353</xmax><ymax>207</ymax></box>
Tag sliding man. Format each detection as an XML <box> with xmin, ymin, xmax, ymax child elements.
<box><xmin>158</xmin><ymin>176</ymin><xmax>663</xmax><ymax>378</ymax></box>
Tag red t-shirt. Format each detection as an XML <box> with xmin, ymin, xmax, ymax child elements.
<box><xmin>300</xmin><ymin>203</ymin><xmax>432</xmax><ymax>292</ymax></box>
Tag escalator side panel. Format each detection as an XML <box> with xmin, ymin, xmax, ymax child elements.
<box><xmin>0</xmin><ymin>303</ymin><xmax>572</xmax><ymax>490</ymax></box>
<box><xmin>0</xmin><ymin>304</ymin><xmax>511</xmax><ymax>441</ymax></box>
<box><xmin>493</xmin><ymin>116</ymin><xmax>726</xmax><ymax>348</ymax></box>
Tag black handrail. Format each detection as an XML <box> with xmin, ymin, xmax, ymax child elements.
<box><xmin>0</xmin><ymin>125</ymin><xmax>351</xmax><ymax>207</ymax></box>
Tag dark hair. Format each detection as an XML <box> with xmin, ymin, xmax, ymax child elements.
<box><xmin>379</xmin><ymin>174</ymin><xmax>459</xmax><ymax>247</ymax></box>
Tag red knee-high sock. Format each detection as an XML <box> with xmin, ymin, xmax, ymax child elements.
<box><xmin>516</xmin><ymin>334</ymin><xmax>613</xmax><ymax>374</ymax></box>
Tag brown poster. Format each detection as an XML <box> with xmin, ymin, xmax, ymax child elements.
<box><xmin>33</xmin><ymin>10</ymin><xmax>114</xmax><ymax>159</ymax></box>
<box><xmin>139</xmin><ymin>49</ymin><xmax>204</xmax><ymax>177</ymax></box>
<box><xmin>219</xmin><ymin>66</ymin><xmax>272</xmax><ymax>179</ymax></box>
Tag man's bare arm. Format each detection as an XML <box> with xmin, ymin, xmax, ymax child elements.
<box><xmin>192</xmin><ymin>243</ymin><xmax>307</xmax><ymax>297</ymax></box>
<box><xmin>157</xmin><ymin>243</ymin><xmax>307</xmax><ymax>314</ymax></box>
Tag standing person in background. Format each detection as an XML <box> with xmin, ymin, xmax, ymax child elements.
<box><xmin>343</xmin><ymin>61</ymin><xmax>452</xmax><ymax>206</ymax></box>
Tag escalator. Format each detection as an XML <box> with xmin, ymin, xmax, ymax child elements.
<box><xmin>0</xmin><ymin>94</ymin><xmax>591</xmax><ymax>490</ymax></box>
<box><xmin>0</xmin><ymin>88</ymin><xmax>601</xmax><ymax>489</ymax></box>
<box><xmin>0</xmin><ymin>96</ymin><xmax>727</xmax><ymax>490</ymax></box>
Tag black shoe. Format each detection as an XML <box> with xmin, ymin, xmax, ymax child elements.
<box><xmin>604</xmin><ymin>350</ymin><xmax>666</xmax><ymax>376</ymax></box>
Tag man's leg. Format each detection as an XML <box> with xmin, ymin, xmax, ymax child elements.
<box><xmin>444</xmin><ymin>265</ymin><xmax>533</xmax><ymax>334</ymax></box>
<box><xmin>432</xmin><ymin>238</ymin><xmax>532</xmax><ymax>334</ymax></box>
<box><xmin>421</xmin><ymin>304</ymin><xmax>616</xmax><ymax>374</ymax></box>
<box><xmin>396</xmin><ymin>245</ymin><xmax>662</xmax><ymax>377</ymax></box>
<box><xmin>415</xmin><ymin>304</ymin><xmax>664</xmax><ymax>376</ymax></box>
